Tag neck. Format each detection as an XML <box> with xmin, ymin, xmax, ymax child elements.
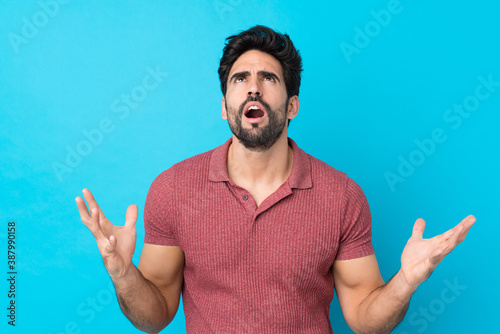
<box><xmin>227</xmin><ymin>132</ymin><xmax>293</xmax><ymax>188</ymax></box>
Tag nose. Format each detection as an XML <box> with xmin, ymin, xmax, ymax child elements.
<box><xmin>247</xmin><ymin>76</ymin><xmax>261</xmax><ymax>97</ymax></box>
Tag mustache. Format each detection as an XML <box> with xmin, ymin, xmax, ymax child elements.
<box><xmin>238</xmin><ymin>95</ymin><xmax>271</xmax><ymax>115</ymax></box>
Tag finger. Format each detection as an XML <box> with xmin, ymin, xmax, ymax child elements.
<box><xmin>411</xmin><ymin>218</ymin><xmax>426</xmax><ymax>239</ymax></box>
<box><xmin>82</xmin><ymin>188</ymin><xmax>104</xmax><ymax>216</ymax></box>
<box><xmin>442</xmin><ymin>215</ymin><xmax>476</xmax><ymax>246</ymax></box>
<box><xmin>448</xmin><ymin>215</ymin><xmax>476</xmax><ymax>248</ymax></box>
<box><xmin>103</xmin><ymin>234</ymin><xmax>117</xmax><ymax>255</ymax></box>
<box><xmin>439</xmin><ymin>224</ymin><xmax>463</xmax><ymax>254</ymax></box>
<box><xmin>75</xmin><ymin>196</ymin><xmax>91</xmax><ymax>222</ymax></box>
<box><xmin>125</xmin><ymin>204</ymin><xmax>138</xmax><ymax>230</ymax></box>
<box><xmin>429</xmin><ymin>247</ymin><xmax>444</xmax><ymax>267</ymax></box>
<box><xmin>438</xmin><ymin>228</ymin><xmax>454</xmax><ymax>243</ymax></box>
<box><xmin>440</xmin><ymin>217</ymin><xmax>476</xmax><ymax>253</ymax></box>
<box><xmin>87</xmin><ymin>207</ymin><xmax>107</xmax><ymax>241</ymax></box>
<box><xmin>433</xmin><ymin>214</ymin><xmax>474</xmax><ymax>244</ymax></box>
<box><xmin>456</xmin><ymin>215</ymin><xmax>476</xmax><ymax>243</ymax></box>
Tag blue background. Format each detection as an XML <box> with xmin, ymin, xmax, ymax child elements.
<box><xmin>1</xmin><ymin>1</ymin><xmax>498</xmax><ymax>333</ymax></box>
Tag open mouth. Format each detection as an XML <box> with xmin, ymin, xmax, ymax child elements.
<box><xmin>245</xmin><ymin>105</ymin><xmax>265</xmax><ymax>119</ymax></box>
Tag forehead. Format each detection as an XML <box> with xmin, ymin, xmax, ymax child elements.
<box><xmin>229</xmin><ymin>50</ymin><xmax>284</xmax><ymax>79</ymax></box>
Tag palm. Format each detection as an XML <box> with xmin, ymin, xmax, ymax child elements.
<box><xmin>401</xmin><ymin>230</ymin><xmax>443</xmax><ymax>286</ymax></box>
<box><xmin>400</xmin><ymin>216</ymin><xmax>476</xmax><ymax>288</ymax></box>
<box><xmin>98</xmin><ymin>214</ymin><xmax>136</xmax><ymax>275</ymax></box>
<box><xmin>76</xmin><ymin>189</ymin><xmax>138</xmax><ymax>278</ymax></box>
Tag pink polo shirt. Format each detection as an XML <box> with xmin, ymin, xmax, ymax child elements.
<box><xmin>144</xmin><ymin>138</ymin><xmax>374</xmax><ymax>333</ymax></box>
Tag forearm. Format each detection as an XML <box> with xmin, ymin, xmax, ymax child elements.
<box><xmin>353</xmin><ymin>270</ymin><xmax>417</xmax><ymax>334</ymax></box>
<box><xmin>112</xmin><ymin>265</ymin><xmax>171</xmax><ymax>333</ymax></box>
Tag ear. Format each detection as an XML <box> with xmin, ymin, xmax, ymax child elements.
<box><xmin>286</xmin><ymin>95</ymin><xmax>299</xmax><ymax>120</ymax></box>
<box><xmin>221</xmin><ymin>96</ymin><xmax>228</xmax><ymax>120</ymax></box>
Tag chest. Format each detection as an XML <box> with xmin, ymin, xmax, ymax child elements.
<box><xmin>234</xmin><ymin>180</ymin><xmax>284</xmax><ymax>207</ymax></box>
<box><xmin>174</xmin><ymin>191</ymin><xmax>341</xmax><ymax>286</ymax></box>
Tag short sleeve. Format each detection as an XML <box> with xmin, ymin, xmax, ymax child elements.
<box><xmin>143</xmin><ymin>169</ymin><xmax>180</xmax><ymax>246</ymax></box>
<box><xmin>335</xmin><ymin>178</ymin><xmax>374</xmax><ymax>260</ymax></box>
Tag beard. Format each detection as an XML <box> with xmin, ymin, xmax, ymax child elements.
<box><xmin>225</xmin><ymin>95</ymin><xmax>288</xmax><ymax>152</ymax></box>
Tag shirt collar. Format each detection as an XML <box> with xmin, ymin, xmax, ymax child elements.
<box><xmin>208</xmin><ymin>137</ymin><xmax>312</xmax><ymax>189</ymax></box>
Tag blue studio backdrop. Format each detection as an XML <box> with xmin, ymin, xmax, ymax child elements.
<box><xmin>1</xmin><ymin>1</ymin><xmax>498</xmax><ymax>333</ymax></box>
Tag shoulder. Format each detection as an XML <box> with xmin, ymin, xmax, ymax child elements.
<box><xmin>148</xmin><ymin>148</ymin><xmax>215</xmax><ymax>192</ymax></box>
<box><xmin>305</xmin><ymin>152</ymin><xmax>366</xmax><ymax>202</ymax></box>
<box><xmin>308</xmin><ymin>154</ymin><xmax>348</xmax><ymax>181</ymax></box>
<box><xmin>306</xmin><ymin>153</ymin><xmax>352</xmax><ymax>190</ymax></box>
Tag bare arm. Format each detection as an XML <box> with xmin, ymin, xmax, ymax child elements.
<box><xmin>76</xmin><ymin>189</ymin><xmax>184</xmax><ymax>333</ymax></box>
<box><xmin>334</xmin><ymin>215</ymin><xmax>476</xmax><ymax>334</ymax></box>
<box><xmin>114</xmin><ymin>245</ymin><xmax>184</xmax><ymax>333</ymax></box>
<box><xmin>334</xmin><ymin>255</ymin><xmax>413</xmax><ymax>334</ymax></box>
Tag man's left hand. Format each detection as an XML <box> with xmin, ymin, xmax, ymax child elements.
<box><xmin>400</xmin><ymin>215</ymin><xmax>476</xmax><ymax>288</ymax></box>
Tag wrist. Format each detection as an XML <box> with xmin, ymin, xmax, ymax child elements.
<box><xmin>110</xmin><ymin>263</ymin><xmax>138</xmax><ymax>288</ymax></box>
<box><xmin>394</xmin><ymin>269</ymin><xmax>418</xmax><ymax>298</ymax></box>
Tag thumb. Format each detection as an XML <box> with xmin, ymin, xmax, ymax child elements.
<box><xmin>103</xmin><ymin>234</ymin><xmax>118</xmax><ymax>255</ymax></box>
<box><xmin>411</xmin><ymin>218</ymin><xmax>426</xmax><ymax>239</ymax></box>
<box><xmin>125</xmin><ymin>204</ymin><xmax>138</xmax><ymax>229</ymax></box>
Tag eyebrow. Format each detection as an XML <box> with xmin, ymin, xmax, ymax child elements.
<box><xmin>229</xmin><ymin>70</ymin><xmax>281</xmax><ymax>83</ymax></box>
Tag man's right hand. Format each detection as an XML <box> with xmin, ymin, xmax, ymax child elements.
<box><xmin>75</xmin><ymin>189</ymin><xmax>184</xmax><ymax>332</ymax></box>
<box><xmin>75</xmin><ymin>188</ymin><xmax>138</xmax><ymax>280</ymax></box>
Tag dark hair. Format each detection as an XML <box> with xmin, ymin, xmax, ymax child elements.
<box><xmin>218</xmin><ymin>25</ymin><xmax>303</xmax><ymax>99</ymax></box>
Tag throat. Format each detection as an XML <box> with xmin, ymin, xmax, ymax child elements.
<box><xmin>227</xmin><ymin>143</ymin><xmax>294</xmax><ymax>207</ymax></box>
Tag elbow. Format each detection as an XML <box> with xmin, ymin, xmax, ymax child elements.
<box><xmin>347</xmin><ymin>322</ymin><xmax>394</xmax><ymax>334</ymax></box>
<box><xmin>133</xmin><ymin>318</ymin><xmax>171</xmax><ymax>334</ymax></box>
<box><xmin>127</xmin><ymin>305</ymin><xmax>173</xmax><ymax>334</ymax></box>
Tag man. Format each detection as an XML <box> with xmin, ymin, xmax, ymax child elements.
<box><xmin>75</xmin><ymin>26</ymin><xmax>475</xmax><ymax>333</ymax></box>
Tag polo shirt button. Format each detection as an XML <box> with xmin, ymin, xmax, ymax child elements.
<box><xmin>242</xmin><ymin>194</ymin><xmax>248</xmax><ymax>201</ymax></box>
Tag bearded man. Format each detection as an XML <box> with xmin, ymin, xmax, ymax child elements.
<box><xmin>76</xmin><ymin>25</ymin><xmax>475</xmax><ymax>333</ymax></box>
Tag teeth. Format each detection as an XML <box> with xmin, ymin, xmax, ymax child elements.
<box><xmin>248</xmin><ymin>106</ymin><xmax>259</xmax><ymax>110</ymax></box>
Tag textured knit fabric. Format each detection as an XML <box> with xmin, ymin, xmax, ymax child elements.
<box><xmin>144</xmin><ymin>138</ymin><xmax>374</xmax><ymax>333</ymax></box>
